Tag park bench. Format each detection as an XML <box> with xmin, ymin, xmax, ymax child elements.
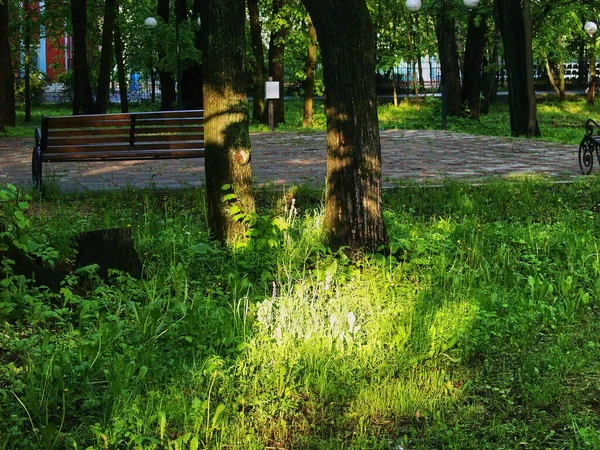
<box><xmin>32</xmin><ymin>110</ymin><xmax>205</xmax><ymax>188</ymax></box>
<box><xmin>579</xmin><ymin>118</ymin><xmax>600</xmax><ymax>174</ymax></box>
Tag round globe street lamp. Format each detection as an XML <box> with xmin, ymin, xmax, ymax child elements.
<box><xmin>406</xmin><ymin>0</ymin><xmax>479</xmax><ymax>129</ymax></box>
<box><xmin>585</xmin><ymin>21</ymin><xmax>598</xmax><ymax>105</ymax></box>
<box><xmin>144</xmin><ymin>17</ymin><xmax>157</xmax><ymax>30</ymax></box>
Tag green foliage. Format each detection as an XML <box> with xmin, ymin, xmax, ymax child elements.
<box><xmin>13</xmin><ymin>70</ymin><xmax>50</xmax><ymax>105</ymax></box>
<box><xmin>3</xmin><ymin>176</ymin><xmax>600</xmax><ymax>448</ymax></box>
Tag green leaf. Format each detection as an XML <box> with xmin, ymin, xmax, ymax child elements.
<box><xmin>222</xmin><ymin>193</ymin><xmax>237</xmax><ymax>202</ymax></box>
<box><xmin>221</xmin><ymin>184</ymin><xmax>231</xmax><ymax>191</ymax></box>
<box><xmin>211</xmin><ymin>404</ymin><xmax>226</xmax><ymax>428</ymax></box>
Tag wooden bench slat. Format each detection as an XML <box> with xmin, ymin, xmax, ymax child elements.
<box><xmin>47</xmin><ymin>133</ymin><xmax>204</xmax><ymax>147</ymax></box>
<box><xmin>43</xmin><ymin>148</ymin><xmax>205</xmax><ymax>161</ymax></box>
<box><xmin>44</xmin><ymin>140</ymin><xmax>204</xmax><ymax>154</ymax></box>
<box><xmin>48</xmin><ymin>135</ymin><xmax>131</xmax><ymax>146</ymax></box>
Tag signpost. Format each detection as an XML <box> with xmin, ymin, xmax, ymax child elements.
<box><xmin>265</xmin><ymin>77</ymin><xmax>280</xmax><ymax>132</ymax></box>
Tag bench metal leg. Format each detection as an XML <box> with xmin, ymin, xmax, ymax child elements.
<box><xmin>579</xmin><ymin>135</ymin><xmax>597</xmax><ymax>175</ymax></box>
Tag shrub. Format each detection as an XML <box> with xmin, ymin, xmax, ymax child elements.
<box><xmin>13</xmin><ymin>69</ymin><xmax>50</xmax><ymax>105</ymax></box>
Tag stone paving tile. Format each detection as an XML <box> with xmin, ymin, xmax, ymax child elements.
<box><xmin>0</xmin><ymin>130</ymin><xmax>584</xmax><ymax>192</ymax></box>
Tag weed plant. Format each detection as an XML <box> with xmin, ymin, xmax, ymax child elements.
<box><xmin>2</xmin><ymin>178</ymin><xmax>600</xmax><ymax>448</ymax></box>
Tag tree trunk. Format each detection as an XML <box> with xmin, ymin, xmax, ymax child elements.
<box><xmin>588</xmin><ymin>41</ymin><xmax>596</xmax><ymax>105</ymax></box>
<box><xmin>544</xmin><ymin>55</ymin><xmax>560</xmax><ymax>97</ymax></box>
<box><xmin>114</xmin><ymin>23</ymin><xmax>128</xmax><ymax>113</ymax></box>
<box><xmin>481</xmin><ymin>24</ymin><xmax>500</xmax><ymax>115</ymax></box>
<box><xmin>71</xmin><ymin>0</ymin><xmax>94</xmax><ymax>115</ymax></box>
<box><xmin>0</xmin><ymin>0</ymin><xmax>15</xmax><ymax>131</ymax></box>
<box><xmin>438</xmin><ymin>0</ymin><xmax>461</xmax><ymax>119</ymax></box>
<box><xmin>462</xmin><ymin>11</ymin><xmax>487</xmax><ymax>120</ymax></box>
<box><xmin>23</xmin><ymin>0</ymin><xmax>31</xmax><ymax>122</ymax></box>
<box><xmin>301</xmin><ymin>0</ymin><xmax>388</xmax><ymax>254</ymax></box>
<box><xmin>494</xmin><ymin>0</ymin><xmax>540</xmax><ymax>137</ymax></box>
<box><xmin>558</xmin><ymin>61</ymin><xmax>565</xmax><ymax>101</ymax></box>
<box><xmin>200</xmin><ymin>0</ymin><xmax>256</xmax><ymax>244</ymax></box>
<box><xmin>178</xmin><ymin>0</ymin><xmax>203</xmax><ymax>110</ymax></box>
<box><xmin>158</xmin><ymin>0</ymin><xmax>176</xmax><ymax>110</ymax></box>
<box><xmin>268</xmin><ymin>0</ymin><xmax>287</xmax><ymax>126</ymax></box>
<box><xmin>303</xmin><ymin>15</ymin><xmax>317</xmax><ymax>127</ymax></box>
<box><xmin>248</xmin><ymin>0</ymin><xmax>266</xmax><ymax>123</ymax></box>
<box><xmin>95</xmin><ymin>0</ymin><xmax>116</xmax><ymax>114</ymax></box>
<box><xmin>578</xmin><ymin>34</ymin><xmax>587</xmax><ymax>90</ymax></box>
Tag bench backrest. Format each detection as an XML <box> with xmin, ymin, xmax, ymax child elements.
<box><xmin>41</xmin><ymin>110</ymin><xmax>204</xmax><ymax>161</ymax></box>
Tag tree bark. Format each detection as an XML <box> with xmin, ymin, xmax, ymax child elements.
<box><xmin>114</xmin><ymin>23</ymin><xmax>128</xmax><ymax>112</ymax></box>
<box><xmin>462</xmin><ymin>11</ymin><xmax>487</xmax><ymax>120</ymax></box>
<box><xmin>95</xmin><ymin>0</ymin><xmax>116</xmax><ymax>114</ymax></box>
<box><xmin>200</xmin><ymin>0</ymin><xmax>256</xmax><ymax>244</ymax></box>
<box><xmin>179</xmin><ymin>0</ymin><xmax>204</xmax><ymax>110</ymax></box>
<box><xmin>481</xmin><ymin>24</ymin><xmax>500</xmax><ymax>115</ymax></box>
<box><xmin>588</xmin><ymin>37</ymin><xmax>596</xmax><ymax>105</ymax></box>
<box><xmin>301</xmin><ymin>0</ymin><xmax>388</xmax><ymax>254</ymax></box>
<box><xmin>0</xmin><ymin>0</ymin><xmax>15</xmax><ymax>131</ymax></box>
<box><xmin>248</xmin><ymin>0</ymin><xmax>266</xmax><ymax>123</ymax></box>
<box><xmin>544</xmin><ymin>55</ymin><xmax>560</xmax><ymax>97</ymax></box>
<box><xmin>158</xmin><ymin>0</ymin><xmax>176</xmax><ymax>110</ymax></box>
<box><xmin>24</xmin><ymin>0</ymin><xmax>31</xmax><ymax>122</ymax></box>
<box><xmin>438</xmin><ymin>0</ymin><xmax>461</xmax><ymax>118</ymax></box>
<box><xmin>494</xmin><ymin>0</ymin><xmax>540</xmax><ymax>137</ymax></box>
<box><xmin>71</xmin><ymin>0</ymin><xmax>94</xmax><ymax>115</ymax></box>
<box><xmin>268</xmin><ymin>0</ymin><xmax>287</xmax><ymax>126</ymax></box>
<box><xmin>303</xmin><ymin>15</ymin><xmax>317</xmax><ymax>127</ymax></box>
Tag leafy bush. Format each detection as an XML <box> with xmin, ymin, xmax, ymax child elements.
<box><xmin>13</xmin><ymin>69</ymin><xmax>50</xmax><ymax>105</ymax></box>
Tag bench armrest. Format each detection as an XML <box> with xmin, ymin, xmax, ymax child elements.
<box><xmin>585</xmin><ymin>118</ymin><xmax>600</xmax><ymax>137</ymax></box>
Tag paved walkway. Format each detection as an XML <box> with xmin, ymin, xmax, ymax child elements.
<box><xmin>0</xmin><ymin>130</ymin><xmax>581</xmax><ymax>192</ymax></box>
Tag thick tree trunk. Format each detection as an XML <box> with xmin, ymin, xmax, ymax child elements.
<box><xmin>95</xmin><ymin>0</ymin><xmax>116</xmax><ymax>114</ymax></box>
<box><xmin>200</xmin><ymin>0</ymin><xmax>256</xmax><ymax>244</ymax></box>
<box><xmin>71</xmin><ymin>0</ymin><xmax>94</xmax><ymax>115</ymax></box>
<box><xmin>462</xmin><ymin>11</ymin><xmax>487</xmax><ymax>120</ymax></box>
<box><xmin>158</xmin><ymin>0</ymin><xmax>176</xmax><ymax>110</ymax></box>
<box><xmin>114</xmin><ymin>24</ymin><xmax>128</xmax><ymax>113</ymax></box>
<box><xmin>0</xmin><ymin>0</ymin><xmax>15</xmax><ymax>131</ymax></box>
<box><xmin>303</xmin><ymin>16</ymin><xmax>317</xmax><ymax>127</ymax></box>
<box><xmin>494</xmin><ymin>0</ymin><xmax>540</xmax><ymax>137</ymax></box>
<box><xmin>438</xmin><ymin>0</ymin><xmax>461</xmax><ymax>119</ymax></box>
<box><xmin>268</xmin><ymin>0</ymin><xmax>287</xmax><ymax>126</ymax></box>
<box><xmin>178</xmin><ymin>0</ymin><xmax>203</xmax><ymax>110</ymax></box>
<box><xmin>248</xmin><ymin>0</ymin><xmax>266</xmax><ymax>123</ymax></box>
<box><xmin>301</xmin><ymin>0</ymin><xmax>388</xmax><ymax>254</ymax></box>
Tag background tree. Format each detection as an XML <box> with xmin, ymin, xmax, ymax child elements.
<box><xmin>199</xmin><ymin>0</ymin><xmax>256</xmax><ymax>244</ymax></box>
<box><xmin>71</xmin><ymin>0</ymin><xmax>95</xmax><ymax>115</ymax></box>
<box><xmin>157</xmin><ymin>0</ymin><xmax>176</xmax><ymax>110</ymax></box>
<box><xmin>267</xmin><ymin>0</ymin><xmax>289</xmax><ymax>126</ymax></box>
<box><xmin>302</xmin><ymin>15</ymin><xmax>317</xmax><ymax>126</ymax></box>
<box><xmin>461</xmin><ymin>11</ymin><xmax>488</xmax><ymax>119</ymax></box>
<box><xmin>494</xmin><ymin>0</ymin><xmax>540</xmax><ymax>137</ymax></box>
<box><xmin>301</xmin><ymin>0</ymin><xmax>388</xmax><ymax>254</ymax></box>
<box><xmin>248</xmin><ymin>0</ymin><xmax>267</xmax><ymax>123</ymax></box>
<box><xmin>95</xmin><ymin>0</ymin><xmax>117</xmax><ymax>113</ymax></box>
<box><xmin>0</xmin><ymin>0</ymin><xmax>15</xmax><ymax>132</ymax></box>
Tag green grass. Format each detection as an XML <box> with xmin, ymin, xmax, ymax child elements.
<box><xmin>2</xmin><ymin>178</ymin><xmax>600</xmax><ymax>448</ymax></box>
<box><xmin>2</xmin><ymin>94</ymin><xmax>595</xmax><ymax>145</ymax></box>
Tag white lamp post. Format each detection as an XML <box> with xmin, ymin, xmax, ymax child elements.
<box><xmin>406</xmin><ymin>0</ymin><xmax>479</xmax><ymax>129</ymax></box>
